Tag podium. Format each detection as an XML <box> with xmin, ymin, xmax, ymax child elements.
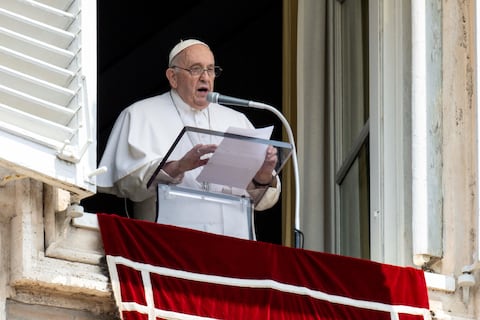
<box><xmin>147</xmin><ymin>126</ymin><xmax>293</xmax><ymax>240</ymax></box>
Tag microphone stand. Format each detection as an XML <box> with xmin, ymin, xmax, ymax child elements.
<box><xmin>247</xmin><ymin>101</ymin><xmax>302</xmax><ymax>248</ymax></box>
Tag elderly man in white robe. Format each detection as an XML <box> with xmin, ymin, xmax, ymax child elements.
<box><xmin>97</xmin><ymin>39</ymin><xmax>280</xmax><ymax>240</ymax></box>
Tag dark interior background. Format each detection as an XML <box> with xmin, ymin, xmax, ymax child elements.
<box><xmin>81</xmin><ymin>0</ymin><xmax>283</xmax><ymax>244</ymax></box>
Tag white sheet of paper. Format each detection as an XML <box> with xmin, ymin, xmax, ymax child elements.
<box><xmin>196</xmin><ymin>126</ymin><xmax>274</xmax><ymax>189</ymax></box>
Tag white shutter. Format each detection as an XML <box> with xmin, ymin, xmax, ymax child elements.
<box><xmin>0</xmin><ymin>0</ymin><xmax>97</xmax><ymax>201</ymax></box>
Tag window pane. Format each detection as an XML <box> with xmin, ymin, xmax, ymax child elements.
<box><xmin>334</xmin><ymin>0</ymin><xmax>369</xmax><ymax>258</ymax></box>
<box><xmin>340</xmin><ymin>0</ymin><xmax>369</xmax><ymax>158</ymax></box>
<box><xmin>339</xmin><ymin>144</ymin><xmax>370</xmax><ymax>259</ymax></box>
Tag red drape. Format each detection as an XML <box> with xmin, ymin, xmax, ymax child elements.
<box><xmin>98</xmin><ymin>213</ymin><xmax>430</xmax><ymax>320</ymax></box>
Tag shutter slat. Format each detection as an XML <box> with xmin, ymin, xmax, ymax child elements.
<box><xmin>0</xmin><ymin>84</ymin><xmax>75</xmax><ymax>124</ymax></box>
<box><xmin>2</xmin><ymin>0</ymin><xmax>75</xmax><ymax>30</ymax></box>
<box><xmin>0</xmin><ymin>65</ymin><xmax>75</xmax><ymax>106</ymax></box>
<box><xmin>0</xmin><ymin>27</ymin><xmax>75</xmax><ymax>67</ymax></box>
<box><xmin>0</xmin><ymin>8</ymin><xmax>75</xmax><ymax>49</ymax></box>
<box><xmin>35</xmin><ymin>0</ymin><xmax>75</xmax><ymax>11</ymax></box>
<box><xmin>0</xmin><ymin>45</ymin><xmax>75</xmax><ymax>86</ymax></box>
<box><xmin>0</xmin><ymin>102</ymin><xmax>74</xmax><ymax>143</ymax></box>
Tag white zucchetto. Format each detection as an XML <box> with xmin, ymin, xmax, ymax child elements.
<box><xmin>168</xmin><ymin>39</ymin><xmax>209</xmax><ymax>65</ymax></box>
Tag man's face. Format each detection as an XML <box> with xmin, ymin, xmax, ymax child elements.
<box><xmin>167</xmin><ymin>44</ymin><xmax>215</xmax><ymax>110</ymax></box>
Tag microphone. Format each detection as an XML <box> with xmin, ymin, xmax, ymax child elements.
<box><xmin>207</xmin><ymin>92</ymin><xmax>250</xmax><ymax>107</ymax></box>
<box><xmin>207</xmin><ymin>91</ymin><xmax>303</xmax><ymax>248</ymax></box>
<box><xmin>207</xmin><ymin>92</ymin><xmax>271</xmax><ymax>110</ymax></box>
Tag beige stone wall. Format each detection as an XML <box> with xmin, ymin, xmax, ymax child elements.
<box><xmin>429</xmin><ymin>0</ymin><xmax>478</xmax><ymax>318</ymax></box>
<box><xmin>0</xmin><ymin>170</ymin><xmax>117</xmax><ymax>320</ymax></box>
<box><xmin>6</xmin><ymin>300</ymin><xmax>117</xmax><ymax>320</ymax></box>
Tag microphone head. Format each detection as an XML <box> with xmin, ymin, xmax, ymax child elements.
<box><xmin>207</xmin><ymin>92</ymin><xmax>219</xmax><ymax>103</ymax></box>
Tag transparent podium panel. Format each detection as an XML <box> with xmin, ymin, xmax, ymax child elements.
<box><xmin>156</xmin><ymin>184</ymin><xmax>254</xmax><ymax>240</ymax></box>
<box><xmin>147</xmin><ymin>126</ymin><xmax>293</xmax><ymax>191</ymax></box>
<box><xmin>149</xmin><ymin>126</ymin><xmax>293</xmax><ymax>240</ymax></box>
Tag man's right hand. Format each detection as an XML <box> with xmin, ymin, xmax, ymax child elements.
<box><xmin>163</xmin><ymin>144</ymin><xmax>217</xmax><ymax>178</ymax></box>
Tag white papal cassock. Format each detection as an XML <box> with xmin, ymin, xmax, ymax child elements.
<box><xmin>97</xmin><ymin>90</ymin><xmax>280</xmax><ymax>239</ymax></box>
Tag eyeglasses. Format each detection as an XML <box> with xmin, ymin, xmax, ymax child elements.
<box><xmin>171</xmin><ymin>65</ymin><xmax>223</xmax><ymax>77</ymax></box>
